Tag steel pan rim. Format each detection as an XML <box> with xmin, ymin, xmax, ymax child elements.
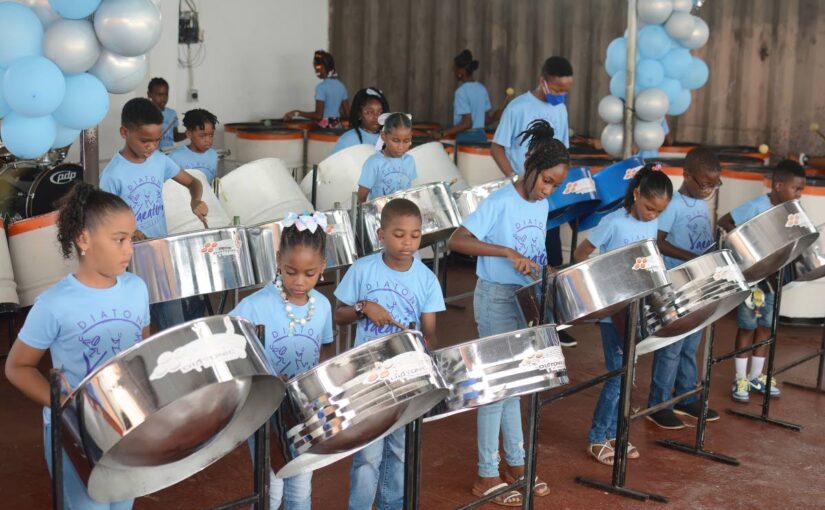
<box><xmin>431</xmin><ymin>324</ymin><xmax>558</xmax><ymax>355</ymax></box>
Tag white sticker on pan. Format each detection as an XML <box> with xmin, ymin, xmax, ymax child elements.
<box><xmin>562</xmin><ymin>177</ymin><xmax>596</xmax><ymax>195</ymax></box>
<box><xmin>363</xmin><ymin>351</ymin><xmax>433</xmax><ymax>385</ymax></box>
<box><xmin>519</xmin><ymin>346</ymin><xmax>566</xmax><ymax>372</ymax></box>
<box><xmin>149</xmin><ymin>333</ymin><xmax>248</xmax><ymax>380</ymax></box>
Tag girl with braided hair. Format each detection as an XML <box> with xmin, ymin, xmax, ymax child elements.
<box><xmin>284</xmin><ymin>50</ymin><xmax>349</xmax><ymax>127</ymax></box>
<box><xmin>447</xmin><ymin>119</ymin><xmax>569</xmax><ymax>505</ymax></box>
<box><xmin>5</xmin><ymin>182</ymin><xmax>150</xmax><ymax>510</ymax></box>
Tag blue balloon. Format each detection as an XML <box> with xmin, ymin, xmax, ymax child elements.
<box><xmin>605</xmin><ymin>57</ymin><xmax>622</xmax><ymax>77</ymax></box>
<box><xmin>610</xmin><ymin>71</ymin><xmax>627</xmax><ymax>100</ymax></box>
<box><xmin>52</xmin><ymin>123</ymin><xmax>81</xmax><ymax>149</ymax></box>
<box><xmin>53</xmin><ymin>73</ymin><xmax>109</xmax><ymax>130</ymax></box>
<box><xmin>659</xmin><ymin>77</ymin><xmax>683</xmax><ymax>103</ymax></box>
<box><xmin>668</xmin><ymin>89</ymin><xmax>692</xmax><ymax>116</ymax></box>
<box><xmin>49</xmin><ymin>0</ymin><xmax>102</xmax><ymax>20</ymax></box>
<box><xmin>0</xmin><ymin>3</ymin><xmax>44</xmax><ymax>68</ymax></box>
<box><xmin>636</xmin><ymin>59</ymin><xmax>665</xmax><ymax>89</ymax></box>
<box><xmin>606</xmin><ymin>37</ymin><xmax>627</xmax><ymax>72</ymax></box>
<box><xmin>0</xmin><ymin>112</ymin><xmax>57</xmax><ymax>159</ymax></box>
<box><xmin>638</xmin><ymin>25</ymin><xmax>671</xmax><ymax>60</ymax></box>
<box><xmin>3</xmin><ymin>56</ymin><xmax>66</xmax><ymax>117</ymax></box>
<box><xmin>662</xmin><ymin>47</ymin><xmax>692</xmax><ymax>79</ymax></box>
<box><xmin>681</xmin><ymin>57</ymin><xmax>709</xmax><ymax>90</ymax></box>
<box><xmin>0</xmin><ymin>68</ymin><xmax>9</xmax><ymax>118</ymax></box>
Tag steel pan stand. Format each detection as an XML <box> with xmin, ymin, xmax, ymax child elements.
<box><xmin>774</xmin><ymin>305</ymin><xmax>825</xmax><ymax>394</ymax></box>
<box><xmin>570</xmin><ymin>301</ymin><xmax>668</xmax><ymax>502</ymax></box>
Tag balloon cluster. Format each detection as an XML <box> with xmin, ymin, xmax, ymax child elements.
<box><xmin>598</xmin><ymin>0</ymin><xmax>709</xmax><ymax>157</ymax></box>
<box><xmin>0</xmin><ymin>0</ymin><xmax>162</xmax><ymax>159</ymax></box>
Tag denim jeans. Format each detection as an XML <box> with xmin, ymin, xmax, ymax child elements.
<box><xmin>587</xmin><ymin>322</ymin><xmax>625</xmax><ymax>444</ymax></box>
<box><xmin>348</xmin><ymin>427</ymin><xmax>405</xmax><ymax>510</ymax></box>
<box><xmin>44</xmin><ymin>422</ymin><xmax>134</xmax><ymax>510</ymax></box>
<box><xmin>473</xmin><ymin>279</ymin><xmax>527</xmax><ymax>477</ymax></box>
<box><xmin>247</xmin><ymin>436</ymin><xmax>312</xmax><ymax>510</ymax></box>
<box><xmin>149</xmin><ymin>299</ymin><xmax>185</xmax><ymax>331</ymax></box>
<box><xmin>648</xmin><ymin>329</ymin><xmax>702</xmax><ymax>408</ymax></box>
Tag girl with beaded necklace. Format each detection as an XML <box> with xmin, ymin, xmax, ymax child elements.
<box><xmin>230</xmin><ymin>211</ymin><xmax>334</xmax><ymax>510</ymax></box>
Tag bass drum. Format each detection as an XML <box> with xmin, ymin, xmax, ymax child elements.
<box><xmin>0</xmin><ymin>161</ymin><xmax>83</xmax><ymax>221</ymax></box>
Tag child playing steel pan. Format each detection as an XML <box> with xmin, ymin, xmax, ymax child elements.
<box><xmin>356</xmin><ymin>112</ymin><xmax>418</xmax><ymax>203</ymax></box>
<box><xmin>448</xmin><ymin>119</ymin><xmax>568</xmax><ymax>506</ymax></box>
<box><xmin>5</xmin><ymin>183</ymin><xmax>150</xmax><ymax>510</ymax></box>
<box><xmin>147</xmin><ymin>77</ymin><xmax>186</xmax><ymax>149</ymax></box>
<box><xmin>334</xmin><ymin>198</ymin><xmax>445</xmax><ymax>510</ymax></box>
<box><xmin>573</xmin><ymin>164</ymin><xmax>673</xmax><ymax>466</ymax></box>
<box><xmin>718</xmin><ymin>160</ymin><xmax>807</xmax><ymax>402</ymax></box>
<box><xmin>169</xmin><ymin>108</ymin><xmax>220</xmax><ymax>185</ymax></box>
<box><xmin>646</xmin><ymin>148</ymin><xmax>723</xmax><ymax>429</ymax></box>
<box><xmin>231</xmin><ymin>212</ymin><xmax>334</xmax><ymax>510</ymax></box>
<box><xmin>332</xmin><ymin>87</ymin><xmax>389</xmax><ymax>154</ymax></box>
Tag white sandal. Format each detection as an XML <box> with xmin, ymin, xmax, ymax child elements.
<box><xmin>588</xmin><ymin>441</ymin><xmax>615</xmax><ymax>466</ymax></box>
<box><xmin>471</xmin><ymin>482</ymin><xmax>523</xmax><ymax>507</ymax></box>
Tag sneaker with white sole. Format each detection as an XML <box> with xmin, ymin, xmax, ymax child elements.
<box><xmin>749</xmin><ymin>374</ymin><xmax>781</xmax><ymax>396</ymax></box>
<box><xmin>731</xmin><ymin>377</ymin><xmax>750</xmax><ymax>402</ymax></box>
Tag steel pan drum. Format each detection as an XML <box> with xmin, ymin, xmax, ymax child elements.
<box><xmin>577</xmin><ymin>157</ymin><xmax>645</xmax><ymax>230</ymax></box>
<box><xmin>426</xmin><ymin>325</ymin><xmax>568</xmax><ymax>422</ymax></box>
<box><xmin>60</xmin><ymin>315</ymin><xmax>285</xmax><ymax>501</ymax></box>
<box><xmin>722</xmin><ymin>200</ymin><xmax>819</xmax><ymax>283</ymax></box>
<box><xmin>518</xmin><ymin>240</ymin><xmax>669</xmax><ymax>325</ymax></box>
<box><xmin>361</xmin><ymin>182</ymin><xmax>461</xmax><ymax>252</ymax></box>
<box><xmin>130</xmin><ymin>227</ymin><xmax>255</xmax><ymax>304</ymax></box>
<box><xmin>270</xmin><ymin>330</ymin><xmax>447</xmax><ymax>478</ymax></box>
<box><xmin>546</xmin><ymin>166</ymin><xmax>600</xmax><ymax>229</ymax></box>
<box><xmin>792</xmin><ymin>223</ymin><xmax>825</xmax><ymax>282</ymax></box>
<box><xmin>638</xmin><ymin>250</ymin><xmax>750</xmax><ymax>356</ymax></box>
<box><xmin>247</xmin><ymin>209</ymin><xmax>358</xmax><ymax>284</ymax></box>
<box><xmin>452</xmin><ymin>177</ymin><xmax>513</xmax><ymax>220</ymax></box>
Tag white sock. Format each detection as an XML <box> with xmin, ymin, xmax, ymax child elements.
<box><xmin>749</xmin><ymin>356</ymin><xmax>765</xmax><ymax>379</ymax></box>
<box><xmin>735</xmin><ymin>357</ymin><xmax>748</xmax><ymax>380</ymax></box>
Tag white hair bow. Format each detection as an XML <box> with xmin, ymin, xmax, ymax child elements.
<box><xmin>282</xmin><ymin>212</ymin><xmax>329</xmax><ymax>234</ymax></box>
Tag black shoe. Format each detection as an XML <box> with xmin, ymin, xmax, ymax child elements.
<box><xmin>558</xmin><ymin>330</ymin><xmax>577</xmax><ymax>347</ymax></box>
<box><xmin>645</xmin><ymin>409</ymin><xmax>686</xmax><ymax>429</ymax></box>
<box><xmin>674</xmin><ymin>401</ymin><xmax>720</xmax><ymax>422</ymax></box>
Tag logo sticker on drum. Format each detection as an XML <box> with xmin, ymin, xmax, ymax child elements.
<box><xmin>363</xmin><ymin>351</ymin><xmax>433</xmax><ymax>385</ymax></box>
<box><xmin>786</xmin><ymin>213</ymin><xmax>813</xmax><ymax>229</ymax></box>
<box><xmin>623</xmin><ymin>166</ymin><xmax>643</xmax><ymax>180</ymax></box>
<box><xmin>201</xmin><ymin>238</ymin><xmax>241</xmax><ymax>257</ymax></box>
<box><xmin>562</xmin><ymin>177</ymin><xmax>597</xmax><ymax>195</ymax></box>
<box><xmin>712</xmin><ymin>266</ymin><xmax>740</xmax><ymax>283</ymax></box>
<box><xmin>632</xmin><ymin>256</ymin><xmax>663</xmax><ymax>272</ymax></box>
<box><xmin>149</xmin><ymin>333</ymin><xmax>248</xmax><ymax>380</ymax></box>
<box><xmin>49</xmin><ymin>169</ymin><xmax>78</xmax><ymax>185</ymax></box>
<box><xmin>519</xmin><ymin>346</ymin><xmax>566</xmax><ymax>373</ymax></box>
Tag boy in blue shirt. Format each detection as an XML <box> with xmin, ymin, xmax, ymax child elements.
<box><xmin>101</xmin><ymin>97</ymin><xmax>209</xmax><ymax>331</ymax></box>
<box><xmin>334</xmin><ymin>198</ymin><xmax>445</xmax><ymax>510</ymax></box>
<box><xmin>170</xmin><ymin>108</ymin><xmax>220</xmax><ymax>184</ymax></box>
<box><xmin>718</xmin><ymin>160</ymin><xmax>807</xmax><ymax>402</ymax></box>
<box><xmin>147</xmin><ymin>77</ymin><xmax>185</xmax><ymax>149</ymax></box>
<box><xmin>647</xmin><ymin>148</ymin><xmax>722</xmax><ymax>429</ymax></box>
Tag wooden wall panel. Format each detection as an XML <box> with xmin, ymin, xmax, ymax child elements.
<box><xmin>330</xmin><ymin>0</ymin><xmax>825</xmax><ymax>155</ymax></box>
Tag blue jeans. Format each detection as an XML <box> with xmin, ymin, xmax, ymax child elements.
<box><xmin>588</xmin><ymin>322</ymin><xmax>624</xmax><ymax>444</ymax></box>
<box><xmin>44</xmin><ymin>422</ymin><xmax>134</xmax><ymax>510</ymax></box>
<box><xmin>473</xmin><ymin>279</ymin><xmax>527</xmax><ymax>477</ymax></box>
<box><xmin>247</xmin><ymin>437</ymin><xmax>312</xmax><ymax>510</ymax></box>
<box><xmin>648</xmin><ymin>330</ymin><xmax>702</xmax><ymax>408</ymax></box>
<box><xmin>150</xmin><ymin>299</ymin><xmax>185</xmax><ymax>331</ymax></box>
<box><xmin>348</xmin><ymin>427</ymin><xmax>405</xmax><ymax>510</ymax></box>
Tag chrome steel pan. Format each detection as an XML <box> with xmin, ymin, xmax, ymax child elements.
<box><xmin>452</xmin><ymin>177</ymin><xmax>513</xmax><ymax>221</ymax></box>
<box><xmin>792</xmin><ymin>223</ymin><xmax>825</xmax><ymax>282</ymax></box>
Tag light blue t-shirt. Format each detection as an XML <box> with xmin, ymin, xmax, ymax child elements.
<box><xmin>19</xmin><ymin>273</ymin><xmax>150</xmax><ymax>419</ymax></box>
<box><xmin>658</xmin><ymin>191</ymin><xmax>714</xmax><ymax>269</ymax></box>
<box><xmin>230</xmin><ymin>284</ymin><xmax>333</xmax><ymax>379</ymax></box>
<box><xmin>169</xmin><ymin>145</ymin><xmax>219</xmax><ymax>184</ymax></box>
<box><xmin>334</xmin><ymin>253</ymin><xmax>445</xmax><ymax>346</ymax></box>
<box><xmin>463</xmin><ymin>183</ymin><xmax>549</xmax><ymax>286</ymax></box>
<box><xmin>638</xmin><ymin>118</ymin><xmax>670</xmax><ymax>160</ymax></box>
<box><xmin>161</xmin><ymin>107</ymin><xmax>178</xmax><ymax>149</ymax></box>
<box><xmin>358</xmin><ymin>151</ymin><xmax>418</xmax><ymax>200</ymax></box>
<box><xmin>100</xmin><ymin>151</ymin><xmax>181</xmax><ymax>239</ymax></box>
<box><xmin>730</xmin><ymin>193</ymin><xmax>773</xmax><ymax>226</ymax></box>
<box><xmin>588</xmin><ymin>207</ymin><xmax>659</xmax><ymax>255</ymax></box>
<box><xmin>492</xmin><ymin>92</ymin><xmax>570</xmax><ymax>176</ymax></box>
<box><xmin>332</xmin><ymin>128</ymin><xmax>379</xmax><ymax>154</ymax></box>
<box><xmin>315</xmin><ymin>78</ymin><xmax>348</xmax><ymax>119</ymax></box>
<box><xmin>454</xmin><ymin>81</ymin><xmax>492</xmax><ymax>129</ymax></box>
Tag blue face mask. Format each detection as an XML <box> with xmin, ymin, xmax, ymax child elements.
<box><xmin>545</xmin><ymin>92</ymin><xmax>567</xmax><ymax>106</ymax></box>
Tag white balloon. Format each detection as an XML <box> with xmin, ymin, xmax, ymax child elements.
<box><xmin>665</xmin><ymin>12</ymin><xmax>696</xmax><ymax>40</ymax></box>
<box><xmin>598</xmin><ymin>95</ymin><xmax>625</xmax><ymax>125</ymax></box>
<box><xmin>14</xmin><ymin>0</ymin><xmax>60</xmax><ymax>28</ymax></box>
<box><xmin>94</xmin><ymin>0</ymin><xmax>162</xmax><ymax>57</ymax></box>
<box><xmin>672</xmin><ymin>0</ymin><xmax>693</xmax><ymax>13</ymax></box>
<box><xmin>634</xmin><ymin>120</ymin><xmax>666</xmax><ymax>151</ymax></box>
<box><xmin>43</xmin><ymin>19</ymin><xmax>101</xmax><ymax>75</ymax></box>
<box><xmin>89</xmin><ymin>48</ymin><xmax>148</xmax><ymax>94</ymax></box>
<box><xmin>635</xmin><ymin>88</ymin><xmax>670</xmax><ymax>122</ymax></box>
<box><xmin>601</xmin><ymin>123</ymin><xmax>625</xmax><ymax>158</ymax></box>
<box><xmin>681</xmin><ymin>16</ymin><xmax>709</xmax><ymax>49</ymax></box>
<box><xmin>637</xmin><ymin>0</ymin><xmax>673</xmax><ymax>25</ymax></box>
